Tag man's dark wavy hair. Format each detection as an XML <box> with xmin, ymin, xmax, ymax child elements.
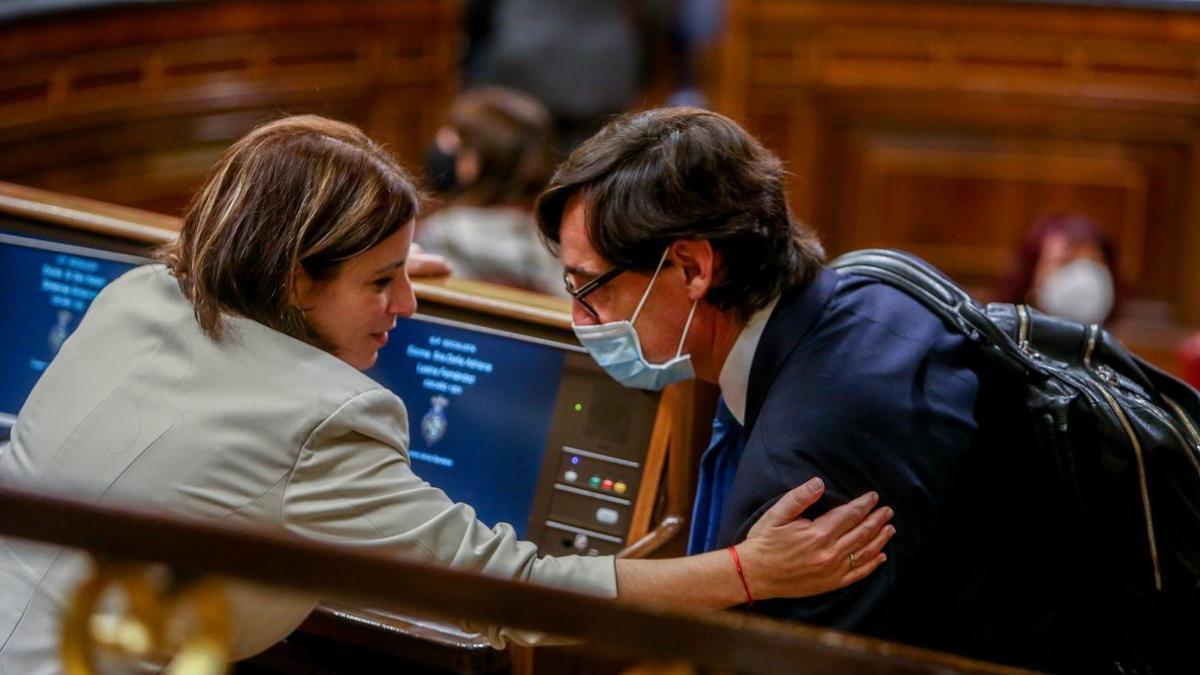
<box><xmin>535</xmin><ymin>107</ymin><xmax>824</xmax><ymax>321</ymax></box>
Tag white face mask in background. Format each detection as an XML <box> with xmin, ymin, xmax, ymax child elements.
<box><xmin>1036</xmin><ymin>258</ymin><xmax>1115</xmax><ymax>325</ymax></box>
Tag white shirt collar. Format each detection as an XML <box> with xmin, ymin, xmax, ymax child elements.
<box><xmin>717</xmin><ymin>298</ymin><xmax>778</xmax><ymax>425</ymax></box>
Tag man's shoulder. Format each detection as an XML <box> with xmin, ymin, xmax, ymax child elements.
<box><xmin>754</xmin><ymin>270</ymin><xmax>982</xmax><ymax>434</ymax></box>
<box><xmin>825</xmin><ymin>271</ymin><xmax>963</xmax><ymax>345</ymax></box>
<box><xmin>765</xmin><ymin>269</ymin><xmax>963</xmax><ymax>356</ymax></box>
<box><xmin>770</xmin><ymin>271</ymin><xmax>972</xmax><ymax>375</ymax></box>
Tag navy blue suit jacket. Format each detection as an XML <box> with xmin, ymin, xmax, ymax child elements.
<box><xmin>715</xmin><ymin>268</ymin><xmax>1080</xmax><ymax>670</ymax></box>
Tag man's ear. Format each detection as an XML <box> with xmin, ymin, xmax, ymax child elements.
<box><xmin>669</xmin><ymin>239</ymin><xmax>721</xmax><ymax>302</ymax></box>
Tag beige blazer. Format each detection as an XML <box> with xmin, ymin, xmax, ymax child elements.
<box><xmin>0</xmin><ymin>265</ymin><xmax>616</xmax><ymax>675</ymax></box>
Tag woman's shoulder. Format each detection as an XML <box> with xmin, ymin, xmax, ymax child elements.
<box><xmin>220</xmin><ymin>314</ymin><xmax>389</xmax><ymax>402</ymax></box>
<box><xmin>95</xmin><ymin>263</ymin><xmax>186</xmax><ymax>310</ymax></box>
<box><xmin>104</xmin><ymin>265</ymin><xmax>393</xmax><ymax>410</ymax></box>
<box><xmin>93</xmin><ymin>265</ymin><xmax>401</xmax><ymax>417</ymax></box>
<box><xmin>112</xmin><ymin>262</ymin><xmax>172</xmax><ymax>286</ymax></box>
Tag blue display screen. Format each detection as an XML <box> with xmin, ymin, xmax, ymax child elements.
<box><xmin>0</xmin><ymin>233</ymin><xmax>142</xmax><ymax>426</ymax></box>
<box><xmin>367</xmin><ymin>317</ymin><xmax>567</xmax><ymax>537</ymax></box>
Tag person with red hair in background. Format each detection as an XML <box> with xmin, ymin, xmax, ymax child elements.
<box><xmin>995</xmin><ymin>212</ymin><xmax>1121</xmax><ymax>326</ymax></box>
<box><xmin>1180</xmin><ymin>333</ymin><xmax>1200</xmax><ymax>390</ymax></box>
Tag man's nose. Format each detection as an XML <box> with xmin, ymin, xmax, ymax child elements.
<box><xmin>571</xmin><ymin>302</ymin><xmax>599</xmax><ymax>326</ymax></box>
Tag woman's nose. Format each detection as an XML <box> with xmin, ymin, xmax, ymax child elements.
<box><xmin>390</xmin><ymin>284</ymin><xmax>417</xmax><ymax>318</ymax></box>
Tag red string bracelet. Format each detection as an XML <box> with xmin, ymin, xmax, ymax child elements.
<box><xmin>728</xmin><ymin>544</ymin><xmax>754</xmax><ymax>605</ymax></box>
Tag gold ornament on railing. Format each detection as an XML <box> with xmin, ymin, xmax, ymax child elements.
<box><xmin>62</xmin><ymin>557</ymin><xmax>231</xmax><ymax>675</ymax></box>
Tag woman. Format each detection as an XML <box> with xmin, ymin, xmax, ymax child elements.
<box><xmin>416</xmin><ymin>87</ymin><xmax>566</xmax><ymax>295</ymax></box>
<box><xmin>995</xmin><ymin>212</ymin><xmax>1120</xmax><ymax>325</ymax></box>
<box><xmin>0</xmin><ymin>116</ymin><xmax>892</xmax><ymax>671</ymax></box>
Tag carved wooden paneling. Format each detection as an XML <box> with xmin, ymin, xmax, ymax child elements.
<box><xmin>0</xmin><ymin>0</ymin><xmax>459</xmax><ymax>216</ymax></box>
<box><xmin>719</xmin><ymin>0</ymin><xmax>1200</xmax><ymax>346</ymax></box>
<box><xmin>848</xmin><ymin>137</ymin><xmax>1151</xmax><ymax>288</ymax></box>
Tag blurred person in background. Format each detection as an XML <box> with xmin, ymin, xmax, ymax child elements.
<box><xmin>663</xmin><ymin>0</ymin><xmax>726</xmax><ymax>108</ymax></box>
<box><xmin>417</xmin><ymin>87</ymin><xmax>566</xmax><ymax>296</ymax></box>
<box><xmin>996</xmin><ymin>212</ymin><xmax>1120</xmax><ymax>325</ymax></box>
<box><xmin>455</xmin><ymin>0</ymin><xmax>723</xmax><ymax>153</ymax></box>
<box><xmin>1180</xmin><ymin>333</ymin><xmax>1200</xmax><ymax>390</ymax></box>
<box><xmin>460</xmin><ymin>0</ymin><xmax>647</xmax><ymax>151</ymax></box>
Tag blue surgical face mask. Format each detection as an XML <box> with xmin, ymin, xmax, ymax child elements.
<box><xmin>572</xmin><ymin>247</ymin><xmax>699</xmax><ymax>391</ymax></box>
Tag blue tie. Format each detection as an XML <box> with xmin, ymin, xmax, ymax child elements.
<box><xmin>687</xmin><ymin>398</ymin><xmax>746</xmax><ymax>555</ymax></box>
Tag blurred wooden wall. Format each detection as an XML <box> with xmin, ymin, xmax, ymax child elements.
<box><xmin>715</xmin><ymin>0</ymin><xmax>1200</xmax><ymax>356</ymax></box>
<box><xmin>0</xmin><ymin>0</ymin><xmax>458</xmax><ymax>216</ymax></box>
<box><xmin>2</xmin><ymin>0</ymin><xmax>1197</xmax><ymax>367</ymax></box>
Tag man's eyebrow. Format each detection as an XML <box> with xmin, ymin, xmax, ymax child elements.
<box><xmin>564</xmin><ymin>264</ymin><xmax>600</xmax><ymax>278</ymax></box>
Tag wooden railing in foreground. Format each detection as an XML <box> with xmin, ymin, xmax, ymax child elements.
<box><xmin>0</xmin><ymin>485</ymin><xmax>1032</xmax><ymax>675</ymax></box>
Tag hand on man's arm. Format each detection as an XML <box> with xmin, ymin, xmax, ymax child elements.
<box><xmin>613</xmin><ymin>477</ymin><xmax>894</xmax><ymax>609</ymax></box>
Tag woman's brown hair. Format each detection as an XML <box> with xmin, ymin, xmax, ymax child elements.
<box><xmin>160</xmin><ymin>115</ymin><xmax>419</xmax><ymax>344</ymax></box>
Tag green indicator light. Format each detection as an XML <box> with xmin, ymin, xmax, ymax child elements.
<box><xmin>573</xmin><ymin>403</ymin><xmax>584</xmax><ymax>412</ymax></box>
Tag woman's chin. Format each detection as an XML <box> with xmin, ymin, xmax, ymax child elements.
<box><xmin>339</xmin><ymin>350</ymin><xmax>379</xmax><ymax>371</ymax></box>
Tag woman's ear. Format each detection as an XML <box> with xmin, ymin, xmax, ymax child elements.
<box><xmin>291</xmin><ymin>264</ymin><xmax>317</xmax><ymax>309</ymax></box>
<box><xmin>670</xmin><ymin>240</ymin><xmax>720</xmax><ymax>302</ymax></box>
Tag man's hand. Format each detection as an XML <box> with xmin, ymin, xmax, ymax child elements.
<box><xmin>735</xmin><ymin>477</ymin><xmax>894</xmax><ymax>600</ymax></box>
<box><xmin>408</xmin><ymin>243</ymin><xmax>452</xmax><ymax>278</ymax></box>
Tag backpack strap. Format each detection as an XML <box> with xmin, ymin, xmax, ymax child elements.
<box><xmin>830</xmin><ymin>249</ymin><xmax>1025</xmax><ymax>360</ymax></box>
<box><xmin>830</xmin><ymin>250</ymin><xmax>1200</xmax><ymax>412</ymax></box>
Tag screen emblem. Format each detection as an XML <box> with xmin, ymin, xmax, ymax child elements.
<box><xmin>420</xmin><ymin>395</ymin><xmax>450</xmax><ymax>445</ymax></box>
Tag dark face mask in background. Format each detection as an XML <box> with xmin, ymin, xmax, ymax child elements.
<box><xmin>423</xmin><ymin>143</ymin><xmax>457</xmax><ymax>194</ymax></box>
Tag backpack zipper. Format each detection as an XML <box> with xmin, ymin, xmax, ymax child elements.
<box><xmin>1145</xmin><ymin>405</ymin><xmax>1200</xmax><ymax>473</ymax></box>
<box><xmin>1024</xmin><ymin>312</ymin><xmax>1162</xmax><ymax>589</ymax></box>
<box><xmin>1162</xmin><ymin>395</ymin><xmax>1200</xmax><ymax>474</ymax></box>
<box><xmin>1083</xmin><ymin>321</ymin><xmax>1098</xmax><ymax>365</ymax></box>
<box><xmin>1017</xmin><ymin>304</ymin><xmax>1031</xmax><ymax>350</ymax></box>
<box><xmin>1084</xmin><ymin>325</ymin><xmax>1163</xmax><ymax>591</ymax></box>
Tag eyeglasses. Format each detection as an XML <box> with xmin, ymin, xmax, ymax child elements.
<box><xmin>563</xmin><ymin>267</ymin><xmax>625</xmax><ymax>319</ymax></box>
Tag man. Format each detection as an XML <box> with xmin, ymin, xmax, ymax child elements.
<box><xmin>535</xmin><ymin>107</ymin><xmax>1089</xmax><ymax>671</ymax></box>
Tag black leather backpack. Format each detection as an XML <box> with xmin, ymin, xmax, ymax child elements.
<box><xmin>831</xmin><ymin>249</ymin><xmax>1200</xmax><ymax>674</ymax></box>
